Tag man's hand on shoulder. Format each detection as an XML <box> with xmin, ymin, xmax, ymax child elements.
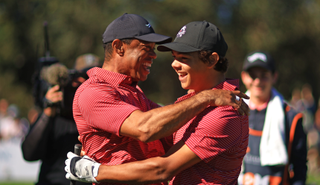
<box><xmin>199</xmin><ymin>89</ymin><xmax>250</xmax><ymax>116</ymax></box>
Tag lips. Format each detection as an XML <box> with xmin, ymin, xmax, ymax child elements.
<box><xmin>142</xmin><ymin>62</ymin><xmax>152</xmax><ymax>73</ymax></box>
<box><xmin>177</xmin><ymin>72</ymin><xmax>188</xmax><ymax>82</ymax></box>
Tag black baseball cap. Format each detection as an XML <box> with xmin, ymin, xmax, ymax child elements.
<box><xmin>242</xmin><ymin>51</ymin><xmax>276</xmax><ymax>73</ymax></box>
<box><xmin>157</xmin><ymin>21</ymin><xmax>228</xmax><ymax>56</ymax></box>
<box><xmin>102</xmin><ymin>13</ymin><xmax>172</xmax><ymax>44</ymax></box>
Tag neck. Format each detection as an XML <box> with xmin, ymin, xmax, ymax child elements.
<box><xmin>249</xmin><ymin>94</ymin><xmax>271</xmax><ymax>110</ymax></box>
<box><xmin>193</xmin><ymin>73</ymin><xmax>225</xmax><ymax>93</ymax></box>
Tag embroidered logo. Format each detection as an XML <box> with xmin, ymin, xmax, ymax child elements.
<box><xmin>177</xmin><ymin>26</ymin><xmax>186</xmax><ymax>38</ymax></box>
<box><xmin>247</xmin><ymin>52</ymin><xmax>267</xmax><ymax>63</ymax></box>
<box><xmin>145</xmin><ymin>23</ymin><xmax>151</xmax><ymax>28</ymax></box>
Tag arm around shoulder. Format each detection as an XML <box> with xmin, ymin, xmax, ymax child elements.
<box><xmin>120</xmin><ymin>89</ymin><xmax>249</xmax><ymax>143</ymax></box>
<box><xmin>95</xmin><ymin>140</ymin><xmax>201</xmax><ymax>184</ymax></box>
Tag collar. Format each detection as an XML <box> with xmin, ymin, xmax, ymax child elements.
<box><xmin>87</xmin><ymin>67</ymin><xmax>137</xmax><ymax>87</ymax></box>
<box><xmin>176</xmin><ymin>79</ymin><xmax>239</xmax><ymax>103</ymax></box>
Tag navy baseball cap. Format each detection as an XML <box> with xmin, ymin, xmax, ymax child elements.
<box><xmin>102</xmin><ymin>13</ymin><xmax>172</xmax><ymax>44</ymax></box>
<box><xmin>243</xmin><ymin>51</ymin><xmax>276</xmax><ymax>73</ymax></box>
<box><xmin>157</xmin><ymin>21</ymin><xmax>228</xmax><ymax>56</ymax></box>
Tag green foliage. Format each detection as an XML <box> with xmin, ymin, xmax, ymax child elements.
<box><xmin>0</xmin><ymin>0</ymin><xmax>320</xmax><ymax>117</ymax></box>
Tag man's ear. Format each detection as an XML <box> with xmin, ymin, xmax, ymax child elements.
<box><xmin>112</xmin><ymin>39</ymin><xmax>124</xmax><ymax>56</ymax></box>
<box><xmin>208</xmin><ymin>52</ymin><xmax>219</xmax><ymax>68</ymax></box>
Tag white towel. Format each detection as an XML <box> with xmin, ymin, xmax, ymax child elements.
<box><xmin>245</xmin><ymin>88</ymin><xmax>288</xmax><ymax>166</ymax></box>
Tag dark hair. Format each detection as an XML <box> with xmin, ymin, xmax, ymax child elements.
<box><xmin>198</xmin><ymin>50</ymin><xmax>228</xmax><ymax>73</ymax></box>
<box><xmin>103</xmin><ymin>39</ymin><xmax>134</xmax><ymax>61</ymax></box>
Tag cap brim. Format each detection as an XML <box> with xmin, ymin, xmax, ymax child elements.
<box><xmin>244</xmin><ymin>62</ymin><xmax>272</xmax><ymax>72</ymax></box>
<box><xmin>157</xmin><ymin>42</ymin><xmax>201</xmax><ymax>53</ymax></box>
<box><xmin>135</xmin><ymin>33</ymin><xmax>172</xmax><ymax>44</ymax></box>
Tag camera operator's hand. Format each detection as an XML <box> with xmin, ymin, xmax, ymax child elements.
<box><xmin>43</xmin><ymin>85</ymin><xmax>63</xmax><ymax>116</ymax></box>
<box><xmin>46</xmin><ymin>85</ymin><xmax>63</xmax><ymax>103</ymax></box>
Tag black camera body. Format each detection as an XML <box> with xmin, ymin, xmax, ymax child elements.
<box><xmin>33</xmin><ymin>57</ymin><xmax>88</xmax><ymax>120</ymax></box>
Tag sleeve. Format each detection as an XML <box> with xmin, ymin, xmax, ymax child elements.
<box><xmin>182</xmin><ymin>107</ymin><xmax>242</xmax><ymax>163</ymax></box>
<box><xmin>21</xmin><ymin>112</ymin><xmax>52</xmax><ymax>161</ymax></box>
<box><xmin>290</xmin><ymin>114</ymin><xmax>307</xmax><ymax>185</ymax></box>
<box><xmin>77</xmin><ymin>86</ymin><xmax>140</xmax><ymax>136</ymax></box>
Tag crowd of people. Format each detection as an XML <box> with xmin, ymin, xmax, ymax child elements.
<box><xmin>0</xmin><ymin>12</ymin><xmax>319</xmax><ymax>185</ymax></box>
<box><xmin>290</xmin><ymin>84</ymin><xmax>320</xmax><ymax>175</ymax></box>
<box><xmin>0</xmin><ymin>98</ymin><xmax>36</xmax><ymax>141</ymax></box>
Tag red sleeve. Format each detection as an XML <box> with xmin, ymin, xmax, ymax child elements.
<box><xmin>76</xmin><ymin>85</ymin><xmax>139</xmax><ymax>136</ymax></box>
<box><xmin>182</xmin><ymin>106</ymin><xmax>243</xmax><ymax>163</ymax></box>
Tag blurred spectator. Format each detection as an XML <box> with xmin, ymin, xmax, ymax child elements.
<box><xmin>306</xmin><ymin>99</ymin><xmax>320</xmax><ymax>174</ymax></box>
<box><xmin>239</xmin><ymin>51</ymin><xmax>307</xmax><ymax>185</ymax></box>
<box><xmin>301</xmin><ymin>84</ymin><xmax>317</xmax><ymax>115</ymax></box>
<box><xmin>21</xmin><ymin>53</ymin><xmax>99</xmax><ymax>185</ymax></box>
<box><xmin>0</xmin><ymin>98</ymin><xmax>9</xmax><ymax>118</ymax></box>
<box><xmin>290</xmin><ymin>87</ymin><xmax>302</xmax><ymax>110</ymax></box>
<box><xmin>290</xmin><ymin>84</ymin><xmax>316</xmax><ymax>133</ymax></box>
<box><xmin>27</xmin><ymin>107</ymin><xmax>40</xmax><ymax>125</ymax></box>
<box><xmin>0</xmin><ymin>104</ymin><xmax>26</xmax><ymax>140</ymax></box>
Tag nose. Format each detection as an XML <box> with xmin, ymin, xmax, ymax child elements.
<box><xmin>171</xmin><ymin>59</ymin><xmax>181</xmax><ymax>70</ymax></box>
<box><xmin>252</xmin><ymin>77</ymin><xmax>261</xmax><ymax>84</ymax></box>
<box><xmin>149</xmin><ymin>50</ymin><xmax>157</xmax><ymax>59</ymax></box>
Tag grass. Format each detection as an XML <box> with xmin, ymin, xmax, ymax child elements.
<box><xmin>307</xmin><ymin>173</ymin><xmax>320</xmax><ymax>185</ymax></box>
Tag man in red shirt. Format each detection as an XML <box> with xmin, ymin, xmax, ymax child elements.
<box><xmin>66</xmin><ymin>20</ymin><xmax>249</xmax><ymax>185</ymax></box>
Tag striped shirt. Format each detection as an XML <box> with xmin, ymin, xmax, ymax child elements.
<box><xmin>170</xmin><ymin>79</ymin><xmax>249</xmax><ymax>185</ymax></box>
<box><xmin>73</xmin><ymin>67</ymin><xmax>166</xmax><ymax>185</ymax></box>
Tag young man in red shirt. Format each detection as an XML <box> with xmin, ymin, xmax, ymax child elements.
<box><xmin>66</xmin><ymin>20</ymin><xmax>249</xmax><ymax>185</ymax></box>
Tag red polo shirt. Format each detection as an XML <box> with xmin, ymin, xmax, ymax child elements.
<box><xmin>170</xmin><ymin>79</ymin><xmax>249</xmax><ymax>185</ymax></box>
<box><xmin>73</xmin><ymin>67</ymin><xmax>166</xmax><ymax>184</ymax></box>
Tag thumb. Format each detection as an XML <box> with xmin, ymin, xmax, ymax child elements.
<box><xmin>67</xmin><ymin>151</ymin><xmax>79</xmax><ymax>159</ymax></box>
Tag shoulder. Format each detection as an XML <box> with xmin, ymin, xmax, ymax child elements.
<box><xmin>195</xmin><ymin>106</ymin><xmax>243</xmax><ymax>131</ymax></box>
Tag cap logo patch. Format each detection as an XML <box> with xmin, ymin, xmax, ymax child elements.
<box><xmin>145</xmin><ymin>23</ymin><xmax>151</xmax><ymax>28</ymax></box>
<box><xmin>247</xmin><ymin>52</ymin><xmax>267</xmax><ymax>63</ymax></box>
<box><xmin>177</xmin><ymin>26</ymin><xmax>186</xmax><ymax>38</ymax></box>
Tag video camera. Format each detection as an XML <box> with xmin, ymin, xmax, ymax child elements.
<box><xmin>32</xmin><ymin>22</ymin><xmax>93</xmax><ymax>119</ymax></box>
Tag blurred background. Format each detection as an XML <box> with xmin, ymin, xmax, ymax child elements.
<box><xmin>0</xmin><ymin>0</ymin><xmax>320</xmax><ymax>184</ymax></box>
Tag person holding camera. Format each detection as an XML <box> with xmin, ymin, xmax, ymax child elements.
<box><xmin>21</xmin><ymin>54</ymin><xmax>99</xmax><ymax>185</ymax></box>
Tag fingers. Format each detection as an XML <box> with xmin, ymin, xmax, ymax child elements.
<box><xmin>65</xmin><ymin>171</ymin><xmax>79</xmax><ymax>181</ymax></box>
<box><xmin>67</xmin><ymin>151</ymin><xmax>79</xmax><ymax>159</ymax></box>
<box><xmin>80</xmin><ymin>149</ymin><xmax>86</xmax><ymax>157</ymax></box>
<box><xmin>232</xmin><ymin>90</ymin><xmax>250</xmax><ymax>99</ymax></box>
<box><xmin>50</xmin><ymin>85</ymin><xmax>60</xmax><ymax>92</ymax></box>
<box><xmin>239</xmin><ymin>99</ymin><xmax>250</xmax><ymax>116</ymax></box>
<box><xmin>65</xmin><ymin>160</ymin><xmax>70</xmax><ymax>172</ymax></box>
<box><xmin>45</xmin><ymin>85</ymin><xmax>63</xmax><ymax>103</ymax></box>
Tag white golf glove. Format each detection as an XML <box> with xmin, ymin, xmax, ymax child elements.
<box><xmin>65</xmin><ymin>151</ymin><xmax>101</xmax><ymax>183</ymax></box>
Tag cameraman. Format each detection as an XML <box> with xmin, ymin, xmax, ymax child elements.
<box><xmin>21</xmin><ymin>54</ymin><xmax>99</xmax><ymax>185</ymax></box>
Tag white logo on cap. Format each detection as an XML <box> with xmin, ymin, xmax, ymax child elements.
<box><xmin>177</xmin><ymin>26</ymin><xmax>186</xmax><ymax>38</ymax></box>
<box><xmin>247</xmin><ymin>52</ymin><xmax>267</xmax><ymax>63</ymax></box>
<box><xmin>145</xmin><ymin>23</ymin><xmax>151</xmax><ymax>28</ymax></box>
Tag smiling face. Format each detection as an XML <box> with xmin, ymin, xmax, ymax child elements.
<box><xmin>119</xmin><ymin>39</ymin><xmax>157</xmax><ymax>82</ymax></box>
<box><xmin>241</xmin><ymin>67</ymin><xmax>277</xmax><ymax>103</ymax></box>
<box><xmin>171</xmin><ymin>50</ymin><xmax>214</xmax><ymax>93</ymax></box>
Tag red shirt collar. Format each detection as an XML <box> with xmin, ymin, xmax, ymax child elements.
<box><xmin>176</xmin><ymin>79</ymin><xmax>239</xmax><ymax>103</ymax></box>
<box><xmin>87</xmin><ymin>67</ymin><xmax>137</xmax><ymax>87</ymax></box>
